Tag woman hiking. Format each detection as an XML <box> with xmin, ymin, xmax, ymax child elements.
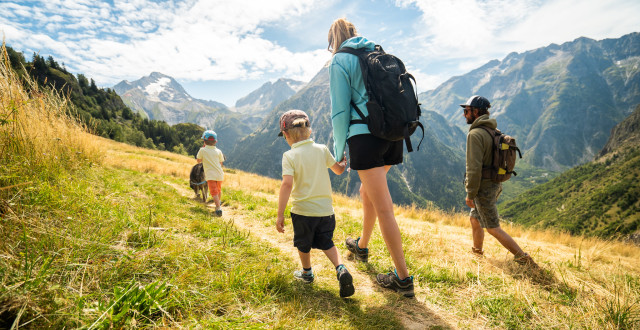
<box><xmin>327</xmin><ymin>17</ymin><xmax>414</xmax><ymax>298</ymax></box>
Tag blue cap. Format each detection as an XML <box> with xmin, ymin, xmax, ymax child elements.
<box><xmin>202</xmin><ymin>130</ymin><xmax>217</xmax><ymax>140</ymax></box>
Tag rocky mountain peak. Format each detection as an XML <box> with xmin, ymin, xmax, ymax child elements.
<box><xmin>113</xmin><ymin>72</ymin><xmax>231</xmax><ymax>127</ymax></box>
<box><xmin>234</xmin><ymin>77</ymin><xmax>306</xmax><ymax>117</ymax></box>
<box><xmin>599</xmin><ymin>105</ymin><xmax>640</xmax><ymax>157</ymax></box>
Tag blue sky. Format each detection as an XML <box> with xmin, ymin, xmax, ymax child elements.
<box><xmin>2</xmin><ymin>0</ymin><xmax>640</xmax><ymax>106</ymax></box>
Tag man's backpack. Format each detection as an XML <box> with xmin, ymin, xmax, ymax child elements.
<box><xmin>477</xmin><ymin>126</ymin><xmax>522</xmax><ymax>182</ymax></box>
<box><xmin>337</xmin><ymin>45</ymin><xmax>424</xmax><ymax>152</ymax></box>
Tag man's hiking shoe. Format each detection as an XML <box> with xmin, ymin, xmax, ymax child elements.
<box><xmin>376</xmin><ymin>271</ymin><xmax>414</xmax><ymax>298</ymax></box>
<box><xmin>345</xmin><ymin>237</ymin><xmax>369</xmax><ymax>262</ymax></box>
<box><xmin>214</xmin><ymin>209</ymin><xmax>223</xmax><ymax>217</ymax></box>
<box><xmin>293</xmin><ymin>270</ymin><xmax>314</xmax><ymax>283</ymax></box>
<box><xmin>514</xmin><ymin>253</ymin><xmax>539</xmax><ymax>268</ymax></box>
<box><xmin>471</xmin><ymin>247</ymin><xmax>484</xmax><ymax>257</ymax></box>
<box><xmin>336</xmin><ymin>266</ymin><xmax>355</xmax><ymax>298</ymax></box>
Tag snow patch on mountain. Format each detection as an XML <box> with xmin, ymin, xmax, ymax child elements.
<box><xmin>145</xmin><ymin>77</ymin><xmax>171</xmax><ymax>97</ymax></box>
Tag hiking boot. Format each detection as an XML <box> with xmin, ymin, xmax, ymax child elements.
<box><xmin>293</xmin><ymin>270</ymin><xmax>314</xmax><ymax>283</ymax></box>
<box><xmin>376</xmin><ymin>270</ymin><xmax>414</xmax><ymax>298</ymax></box>
<box><xmin>336</xmin><ymin>266</ymin><xmax>355</xmax><ymax>298</ymax></box>
<box><xmin>514</xmin><ymin>253</ymin><xmax>539</xmax><ymax>268</ymax></box>
<box><xmin>215</xmin><ymin>209</ymin><xmax>223</xmax><ymax>217</ymax></box>
<box><xmin>345</xmin><ymin>237</ymin><xmax>369</xmax><ymax>262</ymax></box>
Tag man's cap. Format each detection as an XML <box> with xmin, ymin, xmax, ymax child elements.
<box><xmin>460</xmin><ymin>95</ymin><xmax>491</xmax><ymax>110</ymax></box>
<box><xmin>278</xmin><ymin>109</ymin><xmax>310</xmax><ymax>136</ymax></box>
<box><xmin>202</xmin><ymin>130</ymin><xmax>217</xmax><ymax>140</ymax></box>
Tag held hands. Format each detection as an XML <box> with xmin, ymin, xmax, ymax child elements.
<box><xmin>338</xmin><ymin>156</ymin><xmax>347</xmax><ymax>169</ymax></box>
<box><xmin>276</xmin><ymin>215</ymin><xmax>285</xmax><ymax>233</ymax></box>
<box><xmin>331</xmin><ymin>152</ymin><xmax>349</xmax><ymax>175</ymax></box>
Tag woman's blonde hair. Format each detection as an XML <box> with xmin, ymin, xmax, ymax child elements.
<box><xmin>328</xmin><ymin>18</ymin><xmax>357</xmax><ymax>54</ymax></box>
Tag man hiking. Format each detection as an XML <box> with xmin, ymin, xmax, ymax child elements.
<box><xmin>462</xmin><ymin>95</ymin><xmax>537</xmax><ymax>267</ymax></box>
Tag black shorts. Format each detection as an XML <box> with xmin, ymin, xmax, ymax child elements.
<box><xmin>347</xmin><ymin>134</ymin><xmax>403</xmax><ymax>170</ymax></box>
<box><xmin>291</xmin><ymin>213</ymin><xmax>336</xmax><ymax>253</ymax></box>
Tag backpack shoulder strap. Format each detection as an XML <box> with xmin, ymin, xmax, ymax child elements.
<box><xmin>336</xmin><ymin>46</ymin><xmax>380</xmax><ymax>97</ymax></box>
<box><xmin>474</xmin><ymin>125</ymin><xmax>495</xmax><ymax>138</ymax></box>
<box><xmin>336</xmin><ymin>47</ymin><xmax>372</xmax><ymax>124</ymax></box>
<box><xmin>472</xmin><ymin>125</ymin><xmax>498</xmax><ymax>179</ymax></box>
<box><xmin>336</xmin><ymin>47</ymin><xmax>370</xmax><ymax>85</ymax></box>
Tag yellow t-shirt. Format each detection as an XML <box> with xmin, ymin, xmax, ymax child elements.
<box><xmin>196</xmin><ymin>146</ymin><xmax>225</xmax><ymax>181</ymax></box>
<box><xmin>282</xmin><ymin>139</ymin><xmax>337</xmax><ymax>217</ymax></box>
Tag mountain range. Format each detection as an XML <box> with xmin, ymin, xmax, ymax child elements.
<box><xmin>419</xmin><ymin>32</ymin><xmax>640</xmax><ymax>172</ymax></box>
<box><xmin>114</xmin><ymin>72</ymin><xmax>230</xmax><ymax>124</ymax></box>
<box><xmin>114</xmin><ymin>72</ymin><xmax>263</xmax><ymax>152</ymax></box>
<box><xmin>234</xmin><ymin>78</ymin><xmax>305</xmax><ymax>117</ymax></box>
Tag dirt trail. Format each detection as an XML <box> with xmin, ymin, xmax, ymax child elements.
<box><xmin>165</xmin><ymin>181</ymin><xmax>460</xmax><ymax>329</ymax></box>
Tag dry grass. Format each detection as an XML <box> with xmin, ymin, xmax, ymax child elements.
<box><xmin>98</xmin><ymin>132</ymin><xmax>640</xmax><ymax>328</ymax></box>
<box><xmin>0</xmin><ymin>44</ymin><xmax>98</xmax><ymax>174</ymax></box>
<box><xmin>100</xmin><ymin>137</ymin><xmax>193</xmax><ymax>177</ymax></box>
<box><xmin>99</xmin><ymin>131</ymin><xmax>640</xmax><ymax>263</ymax></box>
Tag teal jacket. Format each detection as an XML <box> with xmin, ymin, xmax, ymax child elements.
<box><xmin>329</xmin><ymin>36</ymin><xmax>376</xmax><ymax>162</ymax></box>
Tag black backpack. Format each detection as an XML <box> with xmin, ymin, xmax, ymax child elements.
<box><xmin>337</xmin><ymin>45</ymin><xmax>424</xmax><ymax>152</ymax></box>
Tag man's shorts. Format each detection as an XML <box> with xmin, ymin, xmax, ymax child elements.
<box><xmin>207</xmin><ymin>180</ymin><xmax>222</xmax><ymax>196</ymax></box>
<box><xmin>347</xmin><ymin>133</ymin><xmax>403</xmax><ymax>170</ymax></box>
<box><xmin>469</xmin><ymin>182</ymin><xmax>503</xmax><ymax>229</ymax></box>
<box><xmin>291</xmin><ymin>213</ymin><xmax>336</xmax><ymax>253</ymax></box>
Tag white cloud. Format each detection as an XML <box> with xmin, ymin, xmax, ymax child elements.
<box><xmin>500</xmin><ymin>0</ymin><xmax>640</xmax><ymax>52</ymax></box>
<box><xmin>2</xmin><ymin>0</ymin><xmax>330</xmax><ymax>87</ymax></box>
<box><xmin>398</xmin><ymin>0</ymin><xmax>539</xmax><ymax>57</ymax></box>
<box><xmin>408</xmin><ymin>68</ymin><xmax>449</xmax><ymax>93</ymax></box>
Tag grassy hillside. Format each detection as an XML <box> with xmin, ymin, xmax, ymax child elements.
<box><xmin>4</xmin><ymin>44</ymin><xmax>208</xmax><ymax>157</ymax></box>
<box><xmin>500</xmin><ymin>105</ymin><xmax>640</xmax><ymax>239</ymax></box>
<box><xmin>2</xmin><ymin>45</ymin><xmax>640</xmax><ymax>329</ymax></box>
<box><xmin>500</xmin><ymin>147</ymin><xmax>640</xmax><ymax>238</ymax></box>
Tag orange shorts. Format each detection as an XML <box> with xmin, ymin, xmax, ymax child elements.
<box><xmin>207</xmin><ymin>180</ymin><xmax>222</xmax><ymax>196</ymax></box>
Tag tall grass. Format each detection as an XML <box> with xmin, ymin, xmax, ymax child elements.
<box><xmin>1</xmin><ymin>42</ymin><xmax>98</xmax><ymax>327</ymax></box>
<box><xmin>0</xmin><ymin>43</ymin><xmax>98</xmax><ymax>183</ymax></box>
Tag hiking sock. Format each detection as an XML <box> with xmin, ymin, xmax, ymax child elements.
<box><xmin>335</xmin><ymin>264</ymin><xmax>346</xmax><ymax>272</ymax></box>
<box><xmin>303</xmin><ymin>267</ymin><xmax>312</xmax><ymax>275</ymax></box>
<box><xmin>394</xmin><ymin>269</ymin><xmax>412</xmax><ymax>282</ymax></box>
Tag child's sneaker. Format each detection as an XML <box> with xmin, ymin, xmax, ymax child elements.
<box><xmin>345</xmin><ymin>237</ymin><xmax>369</xmax><ymax>262</ymax></box>
<box><xmin>293</xmin><ymin>270</ymin><xmax>314</xmax><ymax>283</ymax></box>
<box><xmin>215</xmin><ymin>209</ymin><xmax>223</xmax><ymax>217</ymax></box>
<box><xmin>376</xmin><ymin>270</ymin><xmax>414</xmax><ymax>298</ymax></box>
<box><xmin>336</xmin><ymin>265</ymin><xmax>354</xmax><ymax>298</ymax></box>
